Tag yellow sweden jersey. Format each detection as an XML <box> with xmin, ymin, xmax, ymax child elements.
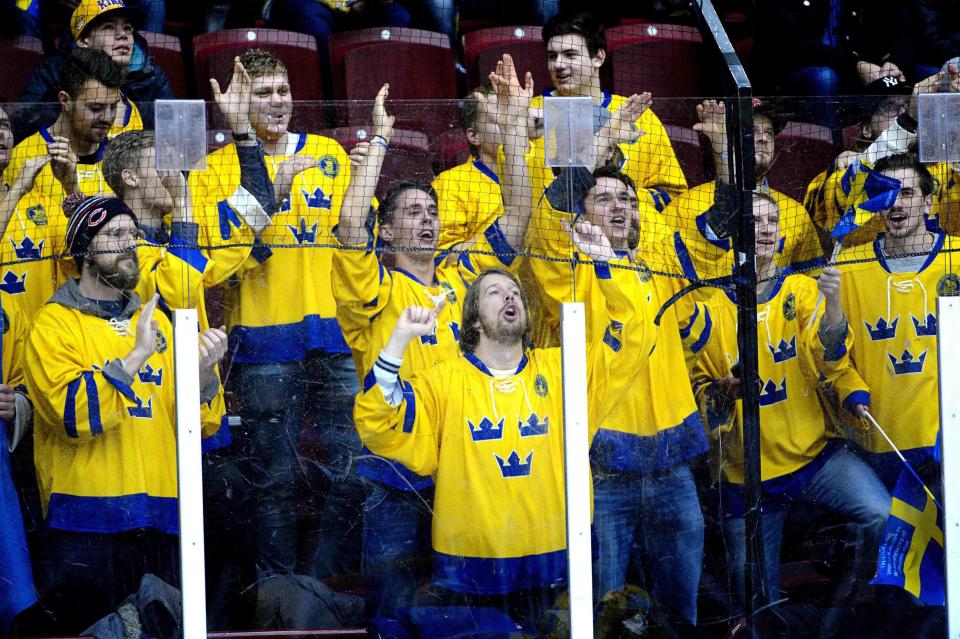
<box><xmin>354</xmin><ymin>261</ymin><xmax>657</xmax><ymax>594</ymax></box>
<box><xmin>1</xmin><ymin>129</ymin><xmax>111</xmax><ymax>318</ymax></box>
<box><xmin>691</xmin><ymin>275</ymin><xmax>852</xmax><ymax>484</ymax></box>
<box><xmin>333</xmin><ymin>222</ymin><xmax>521</xmax><ymax>490</ymax></box>
<box><xmin>27</xmin><ymin>292</ymin><xmax>219</xmax><ymax>533</ymax></box>
<box><xmin>833</xmin><ymin>232</ymin><xmax>957</xmax><ymax>455</ymax></box>
<box><xmin>664</xmin><ymin>182</ymin><xmax>824</xmax><ymax>282</ymax></box>
<box><xmin>528</xmin><ymin>190</ymin><xmax>709</xmax><ymax>472</ymax></box>
<box><xmin>189</xmin><ymin>133</ymin><xmax>351</xmax><ymax>363</ymax></box>
<box><xmin>531</xmin><ymin>92</ymin><xmax>687</xmax><ymax>213</ymax></box>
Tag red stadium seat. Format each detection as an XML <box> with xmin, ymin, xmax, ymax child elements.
<box><xmin>141</xmin><ymin>31</ymin><xmax>189</xmax><ymax>99</ymax></box>
<box><xmin>433</xmin><ymin>128</ymin><xmax>471</xmax><ymax>173</ymax></box>
<box><xmin>605</xmin><ymin>24</ymin><xmax>711</xmax><ymax>126</ymax></box>
<box><xmin>341</xmin><ymin>41</ymin><xmax>457</xmax><ymax>136</ymax></box>
<box><xmin>0</xmin><ymin>36</ymin><xmax>43</xmax><ymax>102</ymax></box>
<box><xmin>663</xmin><ymin>124</ymin><xmax>708</xmax><ymax>188</ymax></box>
<box><xmin>329</xmin><ymin>27</ymin><xmax>450</xmax><ymax>99</ymax></box>
<box><xmin>766</xmin><ymin>121</ymin><xmax>837</xmax><ymax>203</ymax></box>
<box><xmin>192</xmin><ymin>29</ymin><xmax>324</xmax><ymax>102</ymax></box>
<box><xmin>462</xmin><ymin>26</ymin><xmax>549</xmax><ymax>89</ymax></box>
<box><xmin>320</xmin><ymin>127</ymin><xmax>435</xmax><ymax>200</ymax></box>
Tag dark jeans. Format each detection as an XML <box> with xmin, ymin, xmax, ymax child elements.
<box><xmin>723</xmin><ymin>447</ymin><xmax>889</xmax><ymax>611</ymax></box>
<box><xmin>36</xmin><ymin>528</ymin><xmax>179</xmax><ymax>635</ymax></box>
<box><xmin>229</xmin><ymin>352</ymin><xmax>365</xmax><ymax>578</ymax></box>
<box><xmin>362</xmin><ymin>482</ymin><xmax>434</xmax><ymax>618</ymax></box>
<box><xmin>592</xmin><ymin>464</ymin><xmax>704</xmax><ymax>625</ymax></box>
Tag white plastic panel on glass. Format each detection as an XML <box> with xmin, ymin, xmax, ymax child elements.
<box><xmin>543</xmin><ymin>96</ymin><xmax>595</xmax><ymax>168</ymax></box>
<box><xmin>155</xmin><ymin>100</ymin><xmax>208</xmax><ymax>171</ymax></box>
<box><xmin>918</xmin><ymin>93</ymin><xmax>960</xmax><ymax>164</ymax></box>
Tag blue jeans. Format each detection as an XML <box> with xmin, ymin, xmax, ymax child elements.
<box><xmin>229</xmin><ymin>352</ymin><xmax>364</xmax><ymax>578</ymax></box>
<box><xmin>36</xmin><ymin>528</ymin><xmax>178</xmax><ymax>634</ymax></box>
<box><xmin>592</xmin><ymin>464</ymin><xmax>703</xmax><ymax>624</ymax></box>
<box><xmin>723</xmin><ymin>446</ymin><xmax>890</xmax><ymax>610</ymax></box>
<box><xmin>361</xmin><ymin>482</ymin><xmax>434</xmax><ymax>618</ymax></box>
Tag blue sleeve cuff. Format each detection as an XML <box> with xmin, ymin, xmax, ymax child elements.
<box><xmin>168</xmin><ymin>222</ymin><xmax>209</xmax><ymax>274</ymax></box>
<box><xmin>842</xmin><ymin>390</ymin><xmax>871</xmax><ymax>416</ymax></box>
<box><xmin>593</xmin><ymin>260</ymin><xmax>612</xmax><ymax>280</ymax></box>
<box><xmin>484</xmin><ymin>220</ymin><xmax>517</xmax><ymax>266</ymax></box>
<box><xmin>101</xmin><ymin>360</ymin><xmax>137</xmax><ymax>403</ymax></box>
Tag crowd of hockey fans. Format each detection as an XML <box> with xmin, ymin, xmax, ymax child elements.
<box><xmin>0</xmin><ymin>0</ymin><xmax>957</xmax><ymax>637</ymax></box>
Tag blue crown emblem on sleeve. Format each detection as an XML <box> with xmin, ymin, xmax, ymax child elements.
<box><xmin>758</xmin><ymin>378</ymin><xmax>788</xmax><ymax>406</ymax></box>
<box><xmin>495</xmin><ymin>450</ymin><xmax>534</xmax><ymax>478</ymax></box>
<box><xmin>519</xmin><ymin>413</ymin><xmax>549</xmax><ymax>437</ymax></box>
<box><xmin>888</xmin><ymin>349</ymin><xmax>927</xmax><ymax>375</ymax></box>
<box><xmin>912</xmin><ymin>313</ymin><xmax>937</xmax><ymax>337</ymax></box>
<box><xmin>137</xmin><ymin>364</ymin><xmax>163</xmax><ymax>386</ymax></box>
<box><xmin>768</xmin><ymin>336</ymin><xmax>797</xmax><ymax>363</ymax></box>
<box><xmin>12</xmin><ymin>236</ymin><xmax>43</xmax><ymax>261</ymax></box>
<box><xmin>0</xmin><ymin>271</ymin><xmax>26</xmax><ymax>295</ymax></box>
<box><xmin>865</xmin><ymin>316</ymin><xmax>898</xmax><ymax>341</ymax></box>
<box><xmin>127</xmin><ymin>395</ymin><xmax>153</xmax><ymax>419</ymax></box>
<box><xmin>468</xmin><ymin>417</ymin><xmax>504</xmax><ymax>441</ymax></box>
<box><xmin>302</xmin><ymin>187</ymin><xmax>333</xmax><ymax>210</ymax></box>
<box><xmin>287</xmin><ymin>218</ymin><xmax>319</xmax><ymax>244</ymax></box>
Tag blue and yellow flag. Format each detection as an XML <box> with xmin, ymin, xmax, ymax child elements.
<box><xmin>871</xmin><ymin>469</ymin><xmax>945</xmax><ymax>605</ymax></box>
<box><xmin>832</xmin><ymin>162</ymin><xmax>901</xmax><ymax>239</ymax></box>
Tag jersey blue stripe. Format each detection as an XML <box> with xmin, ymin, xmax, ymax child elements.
<box><xmin>47</xmin><ymin>493</ymin><xmax>180</xmax><ymax>534</ymax></box>
<box><xmin>63</xmin><ymin>377</ymin><xmax>81</xmax><ymax>438</ymax></box>
<box><xmin>85</xmin><ymin>371</ymin><xmax>102</xmax><ymax>437</ymax></box>
<box><xmin>590</xmin><ymin>411</ymin><xmax>708</xmax><ymax>472</ymax></box>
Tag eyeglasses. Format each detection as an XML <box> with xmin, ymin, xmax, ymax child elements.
<box><xmin>101</xmin><ymin>228</ymin><xmax>144</xmax><ymax>243</ymax></box>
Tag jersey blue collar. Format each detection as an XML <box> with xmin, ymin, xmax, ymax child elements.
<box><xmin>873</xmin><ymin>229</ymin><xmax>945</xmax><ymax>273</ymax></box>
<box><xmin>472</xmin><ymin>159</ymin><xmax>499</xmax><ymax>184</ymax></box>
<box><xmin>465</xmin><ymin>351</ymin><xmax>529</xmax><ymax>376</ymax></box>
<box><xmin>40</xmin><ymin>126</ymin><xmax>108</xmax><ymax>163</ymax></box>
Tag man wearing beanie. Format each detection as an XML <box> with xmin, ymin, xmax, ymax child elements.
<box><xmin>24</xmin><ymin>195</ymin><xmax>228</xmax><ymax>634</ymax></box>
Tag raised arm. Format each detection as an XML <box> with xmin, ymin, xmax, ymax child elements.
<box><xmin>338</xmin><ymin>84</ymin><xmax>393</xmax><ymax>246</ymax></box>
<box><xmin>354</xmin><ymin>302</ymin><xmax>446</xmax><ymax>476</ymax></box>
<box><xmin>488</xmin><ymin>54</ymin><xmax>534</xmax><ymax>252</ymax></box>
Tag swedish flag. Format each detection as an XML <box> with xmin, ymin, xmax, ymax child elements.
<box><xmin>831</xmin><ymin>163</ymin><xmax>901</xmax><ymax>240</ymax></box>
<box><xmin>871</xmin><ymin>469</ymin><xmax>945</xmax><ymax>605</ymax></box>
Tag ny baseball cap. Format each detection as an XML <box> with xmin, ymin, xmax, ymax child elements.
<box><xmin>71</xmin><ymin>0</ymin><xmax>144</xmax><ymax>41</ymax></box>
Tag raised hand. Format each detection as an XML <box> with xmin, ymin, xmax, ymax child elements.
<box><xmin>210</xmin><ymin>57</ymin><xmax>253</xmax><ymax>137</ymax></box>
<box><xmin>693</xmin><ymin>99</ymin><xmax>727</xmax><ymax>151</ymax></box>
<box><xmin>274</xmin><ymin>154</ymin><xmax>319</xmax><ymax>209</ymax></box>
<box><xmin>488</xmin><ymin>54</ymin><xmax>534</xmax><ymax>126</ymax></box>
<box><xmin>0</xmin><ymin>384</ymin><xmax>16</xmax><ymax>421</ymax></box>
<box><xmin>565</xmin><ymin>219</ymin><xmax>615</xmax><ymax>262</ymax></box>
<box><xmin>47</xmin><ymin>135</ymin><xmax>79</xmax><ymax>194</ymax></box>
<box><xmin>606</xmin><ymin>92</ymin><xmax>651</xmax><ymax>146</ymax></box>
<box><xmin>372</xmin><ymin>83</ymin><xmax>395</xmax><ymax>143</ymax></box>
<box><xmin>349</xmin><ymin>141</ymin><xmax>371</xmax><ymax>167</ymax></box>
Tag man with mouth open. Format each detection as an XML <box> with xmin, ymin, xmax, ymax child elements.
<box><xmin>529</xmin><ymin>11</ymin><xmax>688</xmax><ymax>229</ymax></box>
<box><xmin>529</xmin><ymin>149</ymin><xmax>712</xmax><ymax>626</ymax></box>
<box><xmin>25</xmin><ymin>194</ymin><xmax>227</xmax><ymax>634</ymax></box>
<box><xmin>332</xmin><ymin>56</ymin><xmax>534</xmax><ymax>619</ymax></box>
<box><xmin>353</xmin><ymin>216</ymin><xmax>657</xmax><ymax>630</ymax></box>
<box><xmin>2</xmin><ymin>47</ymin><xmax>122</xmax><ymax>320</ymax></box>
<box><xmin>187</xmin><ymin>48</ymin><xmax>367</xmax><ymax>589</ymax></box>
<box><xmin>831</xmin><ymin>153</ymin><xmax>958</xmax><ymax>491</ymax></box>
<box><xmin>21</xmin><ymin>0</ymin><xmax>173</xmax><ymax>136</ymax></box>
